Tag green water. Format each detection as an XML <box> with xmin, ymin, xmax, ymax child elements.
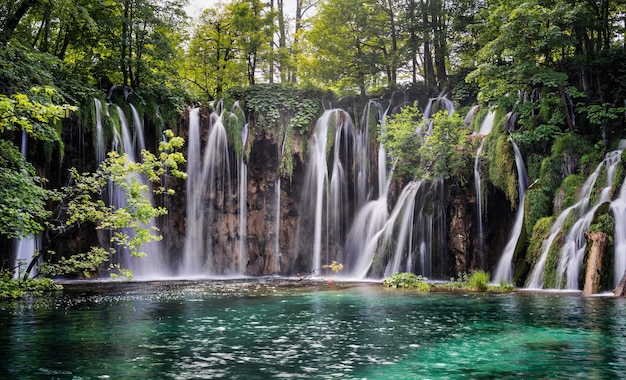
<box><xmin>1</xmin><ymin>280</ymin><xmax>625</xmax><ymax>379</ymax></box>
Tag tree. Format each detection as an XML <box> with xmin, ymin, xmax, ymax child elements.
<box><xmin>301</xmin><ymin>0</ymin><xmax>389</xmax><ymax>96</ymax></box>
<box><xmin>0</xmin><ymin>86</ymin><xmax>186</xmax><ymax>282</ymax></box>
<box><xmin>41</xmin><ymin>131</ymin><xmax>186</xmax><ymax>279</ymax></box>
<box><xmin>185</xmin><ymin>5</ymin><xmax>244</xmax><ymax>98</ymax></box>
<box><xmin>382</xmin><ymin>102</ymin><xmax>465</xmax><ymax>180</ymax></box>
<box><xmin>184</xmin><ymin>0</ymin><xmax>274</xmax><ymax>98</ymax></box>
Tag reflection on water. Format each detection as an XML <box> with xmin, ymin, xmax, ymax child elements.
<box><xmin>1</xmin><ymin>280</ymin><xmax>626</xmax><ymax>379</ymax></box>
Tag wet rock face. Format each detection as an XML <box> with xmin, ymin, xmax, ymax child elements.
<box><xmin>246</xmin><ymin>135</ymin><xmax>280</xmax><ymax>275</ymax></box>
<box><xmin>448</xmin><ymin>184</ymin><xmax>473</xmax><ymax>275</ymax></box>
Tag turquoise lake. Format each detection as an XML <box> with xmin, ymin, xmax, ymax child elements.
<box><xmin>1</xmin><ymin>279</ymin><xmax>625</xmax><ymax>379</ymax></box>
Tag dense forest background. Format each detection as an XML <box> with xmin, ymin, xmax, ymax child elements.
<box><xmin>1</xmin><ymin>0</ymin><xmax>626</xmax><ymax>288</ymax></box>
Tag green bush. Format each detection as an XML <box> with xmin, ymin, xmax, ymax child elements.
<box><xmin>466</xmin><ymin>270</ymin><xmax>490</xmax><ymax>291</ymax></box>
<box><xmin>383</xmin><ymin>272</ymin><xmax>430</xmax><ymax>291</ymax></box>
<box><xmin>0</xmin><ymin>271</ymin><xmax>62</xmax><ymax>300</ymax></box>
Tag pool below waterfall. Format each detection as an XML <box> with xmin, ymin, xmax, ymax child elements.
<box><xmin>1</xmin><ymin>279</ymin><xmax>626</xmax><ymax>379</ymax></box>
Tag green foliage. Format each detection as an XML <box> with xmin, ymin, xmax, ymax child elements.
<box><xmin>465</xmin><ymin>270</ymin><xmax>490</xmax><ymax>291</ymax></box>
<box><xmin>525</xmin><ymin>216</ymin><xmax>556</xmax><ymax>271</ymax></box>
<box><xmin>383</xmin><ymin>104</ymin><xmax>466</xmax><ymax>181</ymax></box>
<box><xmin>300</xmin><ymin>0</ymin><xmax>390</xmax><ymax>95</ymax></box>
<box><xmin>383</xmin><ymin>272</ymin><xmax>430</xmax><ymax>291</ymax></box>
<box><xmin>445</xmin><ymin>270</ymin><xmax>511</xmax><ymax>292</ymax></box>
<box><xmin>231</xmin><ymin>84</ymin><xmax>326</xmax><ymax>177</ymax></box>
<box><xmin>486</xmin><ymin>134</ymin><xmax>519</xmax><ymax>207</ymax></box>
<box><xmin>588</xmin><ymin>210</ymin><xmax>614</xmax><ymax>236</ymax></box>
<box><xmin>0</xmin><ymin>87</ymin><xmax>76</xmax><ymax>142</ymax></box>
<box><xmin>579</xmin><ymin>103</ymin><xmax>626</xmax><ymax>126</ymax></box>
<box><xmin>240</xmin><ymin>84</ymin><xmax>324</xmax><ymax>133</ymax></box>
<box><xmin>537</xmin><ymin>133</ymin><xmax>595</xmax><ymax>199</ymax></box>
<box><xmin>41</xmin><ymin>129</ymin><xmax>186</xmax><ymax>279</ymax></box>
<box><xmin>554</xmin><ymin>174</ymin><xmax>585</xmax><ymax>213</ymax></box>
<box><xmin>0</xmin><ymin>140</ymin><xmax>55</xmax><ymax>238</ymax></box>
<box><xmin>0</xmin><ymin>271</ymin><xmax>62</xmax><ymax>300</ymax></box>
<box><xmin>417</xmin><ymin>112</ymin><xmax>467</xmax><ymax>181</ymax></box>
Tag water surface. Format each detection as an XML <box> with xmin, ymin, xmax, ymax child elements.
<box><xmin>1</xmin><ymin>280</ymin><xmax>625</xmax><ymax>379</ymax></box>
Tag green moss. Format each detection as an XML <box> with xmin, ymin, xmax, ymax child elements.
<box><xmin>526</xmin><ymin>217</ymin><xmax>556</xmax><ymax>267</ymax></box>
<box><xmin>524</xmin><ymin>187</ymin><xmax>553</xmax><ymax>236</ymax></box>
<box><xmin>224</xmin><ymin>84</ymin><xmax>329</xmax><ymax>178</ymax></box>
<box><xmin>554</xmin><ymin>174</ymin><xmax>585</xmax><ymax>213</ymax></box>
<box><xmin>539</xmin><ymin>133</ymin><xmax>595</xmax><ymax>195</ymax></box>
<box><xmin>542</xmin><ymin>233</ymin><xmax>564</xmax><ymax>289</ymax></box>
<box><xmin>487</xmin><ymin>134</ymin><xmax>519</xmax><ymax>207</ymax></box>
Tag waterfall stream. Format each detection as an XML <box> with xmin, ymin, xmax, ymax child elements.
<box><xmin>527</xmin><ymin>146</ymin><xmax>624</xmax><ymax>289</ymax></box>
<box><xmin>492</xmin><ymin>140</ymin><xmax>528</xmax><ymax>283</ymax></box>
<box><xmin>473</xmin><ymin>111</ymin><xmax>496</xmax><ymax>263</ymax></box>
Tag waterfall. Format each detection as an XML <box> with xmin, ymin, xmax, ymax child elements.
<box><xmin>13</xmin><ymin>131</ymin><xmax>39</xmax><ymax>279</ymax></box>
<box><xmin>527</xmin><ymin>147</ymin><xmax>623</xmax><ymax>289</ymax></box>
<box><xmin>239</xmin><ymin>123</ymin><xmax>248</xmax><ymax>274</ymax></box>
<box><xmin>473</xmin><ymin>111</ymin><xmax>496</xmax><ymax>264</ymax></box>
<box><xmin>94</xmin><ymin>99</ymin><xmax>105</xmax><ymax>163</ymax></box>
<box><xmin>555</xmin><ymin>150</ymin><xmax>621</xmax><ymax>289</ymax></box>
<box><xmin>297</xmin><ymin>109</ymin><xmax>356</xmax><ymax>273</ymax></box>
<box><xmin>422</xmin><ymin>95</ymin><xmax>455</xmax><ymax>134</ymax></box>
<box><xmin>181</xmin><ymin>108</ymin><xmax>234</xmax><ymax>276</ymax></box>
<box><xmin>274</xmin><ymin>131</ymin><xmax>287</xmax><ymax>274</ymax></box>
<box><xmin>612</xmin><ymin>172</ymin><xmax>626</xmax><ymax>286</ymax></box>
<box><xmin>492</xmin><ymin>140</ymin><xmax>529</xmax><ymax>283</ymax></box>
<box><xmin>111</xmin><ymin>106</ymin><xmax>169</xmax><ymax>279</ymax></box>
<box><xmin>526</xmin><ymin>206</ymin><xmax>574</xmax><ymax>288</ymax></box>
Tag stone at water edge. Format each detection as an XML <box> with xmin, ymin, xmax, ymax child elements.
<box><xmin>614</xmin><ymin>269</ymin><xmax>626</xmax><ymax>296</ymax></box>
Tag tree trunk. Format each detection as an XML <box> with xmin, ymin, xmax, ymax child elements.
<box><xmin>421</xmin><ymin>0</ymin><xmax>436</xmax><ymax>93</ymax></box>
<box><xmin>583</xmin><ymin>231</ymin><xmax>606</xmax><ymax>296</ymax></box>
<box><xmin>614</xmin><ymin>270</ymin><xmax>626</xmax><ymax>297</ymax></box>
<box><xmin>277</xmin><ymin>0</ymin><xmax>287</xmax><ymax>82</ymax></box>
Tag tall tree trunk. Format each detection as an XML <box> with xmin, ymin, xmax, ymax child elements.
<box><xmin>407</xmin><ymin>0</ymin><xmax>419</xmax><ymax>85</ymax></box>
<box><xmin>121</xmin><ymin>0</ymin><xmax>130</xmax><ymax>86</ymax></box>
<box><xmin>421</xmin><ymin>0</ymin><xmax>436</xmax><ymax>93</ymax></box>
<box><xmin>384</xmin><ymin>0</ymin><xmax>398</xmax><ymax>84</ymax></box>
<box><xmin>268</xmin><ymin>0</ymin><xmax>275</xmax><ymax>83</ymax></box>
<box><xmin>277</xmin><ymin>0</ymin><xmax>287</xmax><ymax>82</ymax></box>
<box><xmin>433</xmin><ymin>0</ymin><xmax>447</xmax><ymax>90</ymax></box>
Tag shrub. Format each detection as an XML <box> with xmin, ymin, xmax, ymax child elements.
<box><xmin>383</xmin><ymin>272</ymin><xmax>430</xmax><ymax>291</ymax></box>
<box><xmin>466</xmin><ymin>270</ymin><xmax>490</xmax><ymax>291</ymax></box>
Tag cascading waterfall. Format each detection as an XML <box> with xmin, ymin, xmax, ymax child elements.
<box><xmin>94</xmin><ymin>99</ymin><xmax>105</xmax><ymax>163</ymax></box>
<box><xmin>555</xmin><ymin>150</ymin><xmax>621</xmax><ymax>289</ymax></box>
<box><xmin>344</xmin><ymin>97</ymin><xmax>449</xmax><ymax>280</ymax></box>
<box><xmin>274</xmin><ymin>131</ymin><xmax>287</xmax><ymax>274</ymax></box>
<box><xmin>612</xmin><ymin>161</ymin><xmax>626</xmax><ymax>286</ymax></box>
<box><xmin>302</xmin><ymin>109</ymin><xmax>356</xmax><ymax>272</ymax></box>
<box><xmin>13</xmin><ymin>130</ymin><xmax>39</xmax><ymax>279</ymax></box>
<box><xmin>112</xmin><ymin>106</ymin><xmax>169</xmax><ymax>279</ymax></box>
<box><xmin>182</xmin><ymin>108</ymin><xmax>234</xmax><ymax>276</ymax></box>
<box><xmin>526</xmin><ymin>146</ymin><xmax>623</xmax><ymax>289</ymax></box>
<box><xmin>239</xmin><ymin>123</ymin><xmax>248</xmax><ymax>274</ymax></box>
<box><xmin>473</xmin><ymin>111</ymin><xmax>496</xmax><ymax>264</ymax></box>
<box><xmin>492</xmin><ymin>140</ymin><xmax>529</xmax><ymax>283</ymax></box>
